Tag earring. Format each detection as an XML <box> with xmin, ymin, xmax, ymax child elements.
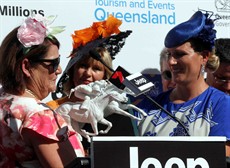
<box><xmin>201</xmin><ymin>64</ymin><xmax>205</xmax><ymax>74</ymax></box>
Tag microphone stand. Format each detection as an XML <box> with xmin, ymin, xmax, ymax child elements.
<box><xmin>89</xmin><ymin>50</ymin><xmax>115</xmax><ymax>72</ymax></box>
<box><xmin>89</xmin><ymin>49</ymin><xmax>190</xmax><ymax>136</ymax></box>
<box><xmin>143</xmin><ymin>94</ymin><xmax>190</xmax><ymax>136</ymax></box>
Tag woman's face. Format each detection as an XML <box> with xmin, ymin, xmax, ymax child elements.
<box><xmin>30</xmin><ymin>44</ymin><xmax>62</xmax><ymax>98</ymax></box>
<box><xmin>167</xmin><ymin>42</ymin><xmax>204</xmax><ymax>85</ymax></box>
<box><xmin>73</xmin><ymin>58</ymin><xmax>105</xmax><ymax>86</ymax></box>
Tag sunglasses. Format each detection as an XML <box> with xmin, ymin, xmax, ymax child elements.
<box><xmin>30</xmin><ymin>56</ymin><xmax>60</xmax><ymax>72</ymax></box>
<box><xmin>162</xmin><ymin>70</ymin><xmax>172</xmax><ymax>81</ymax></box>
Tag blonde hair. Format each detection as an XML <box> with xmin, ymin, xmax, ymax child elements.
<box><xmin>206</xmin><ymin>49</ymin><xmax>220</xmax><ymax>73</ymax></box>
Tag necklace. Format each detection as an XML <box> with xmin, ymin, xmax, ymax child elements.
<box><xmin>25</xmin><ymin>89</ymin><xmax>39</xmax><ymax>99</ymax></box>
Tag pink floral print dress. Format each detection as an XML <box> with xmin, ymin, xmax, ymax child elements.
<box><xmin>0</xmin><ymin>92</ymin><xmax>85</xmax><ymax>167</ymax></box>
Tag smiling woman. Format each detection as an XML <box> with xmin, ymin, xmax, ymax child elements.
<box><xmin>135</xmin><ymin>9</ymin><xmax>230</xmax><ymax>157</ymax></box>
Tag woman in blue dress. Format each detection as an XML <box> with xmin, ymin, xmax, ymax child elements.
<box><xmin>137</xmin><ymin>10</ymin><xmax>230</xmax><ymax>156</ymax></box>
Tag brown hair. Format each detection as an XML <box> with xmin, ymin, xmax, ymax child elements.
<box><xmin>189</xmin><ymin>38</ymin><xmax>219</xmax><ymax>73</ymax></box>
<box><xmin>0</xmin><ymin>26</ymin><xmax>60</xmax><ymax>95</ymax></box>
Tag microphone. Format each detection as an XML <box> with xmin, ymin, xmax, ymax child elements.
<box><xmin>89</xmin><ymin>49</ymin><xmax>154</xmax><ymax>94</ymax></box>
<box><xmin>111</xmin><ymin>67</ymin><xmax>190</xmax><ymax>136</ymax></box>
<box><xmin>89</xmin><ymin>51</ymin><xmax>190</xmax><ymax>136</ymax></box>
<box><xmin>122</xmin><ymin>72</ymin><xmax>154</xmax><ymax>97</ymax></box>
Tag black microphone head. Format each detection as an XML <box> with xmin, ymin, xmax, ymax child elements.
<box><xmin>109</xmin><ymin>66</ymin><xmax>130</xmax><ymax>90</ymax></box>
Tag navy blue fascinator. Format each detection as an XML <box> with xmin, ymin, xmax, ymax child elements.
<box><xmin>164</xmin><ymin>10</ymin><xmax>220</xmax><ymax>51</ymax></box>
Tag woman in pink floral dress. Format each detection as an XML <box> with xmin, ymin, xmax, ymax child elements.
<box><xmin>0</xmin><ymin>15</ymin><xmax>85</xmax><ymax>167</ymax></box>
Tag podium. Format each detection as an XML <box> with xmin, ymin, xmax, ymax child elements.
<box><xmin>90</xmin><ymin>136</ymin><xmax>226</xmax><ymax>168</ymax></box>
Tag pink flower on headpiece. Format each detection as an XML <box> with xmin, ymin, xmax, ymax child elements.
<box><xmin>17</xmin><ymin>16</ymin><xmax>47</xmax><ymax>48</ymax></box>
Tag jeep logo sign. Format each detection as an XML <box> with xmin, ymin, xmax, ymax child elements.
<box><xmin>91</xmin><ymin>136</ymin><xmax>226</xmax><ymax>168</ymax></box>
<box><xmin>130</xmin><ymin>147</ymin><xmax>209</xmax><ymax>168</ymax></box>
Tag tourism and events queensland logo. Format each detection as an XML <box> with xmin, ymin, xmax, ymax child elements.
<box><xmin>215</xmin><ymin>0</ymin><xmax>230</xmax><ymax>12</ymax></box>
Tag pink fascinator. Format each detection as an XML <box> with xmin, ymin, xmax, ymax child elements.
<box><xmin>17</xmin><ymin>15</ymin><xmax>65</xmax><ymax>48</ymax></box>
